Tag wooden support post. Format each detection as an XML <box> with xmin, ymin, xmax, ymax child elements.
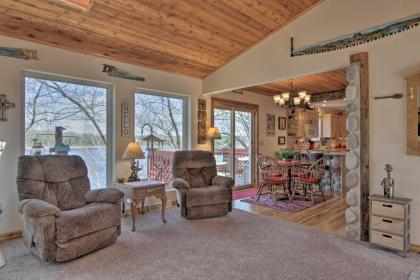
<box><xmin>350</xmin><ymin>52</ymin><xmax>369</xmax><ymax>241</ymax></box>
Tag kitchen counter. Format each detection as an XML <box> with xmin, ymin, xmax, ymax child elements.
<box><xmin>294</xmin><ymin>149</ymin><xmax>348</xmax><ymax>192</ymax></box>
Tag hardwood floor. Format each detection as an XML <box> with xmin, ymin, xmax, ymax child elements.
<box><xmin>233</xmin><ymin>189</ymin><xmax>347</xmax><ymax>237</ymax></box>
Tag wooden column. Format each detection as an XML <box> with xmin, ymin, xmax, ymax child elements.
<box><xmin>350</xmin><ymin>52</ymin><xmax>369</xmax><ymax>241</ymax></box>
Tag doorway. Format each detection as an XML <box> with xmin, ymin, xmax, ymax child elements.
<box><xmin>211</xmin><ymin>98</ymin><xmax>258</xmax><ymax>189</ymax></box>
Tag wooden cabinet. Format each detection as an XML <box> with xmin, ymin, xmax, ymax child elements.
<box><xmin>369</xmin><ymin>194</ymin><xmax>411</xmax><ymax>256</ymax></box>
<box><xmin>320</xmin><ymin>114</ymin><xmax>347</xmax><ymax>138</ymax></box>
<box><xmin>289</xmin><ymin>109</ymin><xmax>318</xmax><ymax>138</ymax></box>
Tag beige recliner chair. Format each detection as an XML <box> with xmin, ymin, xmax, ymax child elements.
<box><xmin>16</xmin><ymin>155</ymin><xmax>123</xmax><ymax>262</ymax></box>
<box><xmin>171</xmin><ymin>150</ymin><xmax>234</xmax><ymax>219</ymax></box>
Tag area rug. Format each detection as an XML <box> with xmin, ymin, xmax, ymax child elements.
<box><xmin>1</xmin><ymin>209</ymin><xmax>419</xmax><ymax>280</ymax></box>
<box><xmin>232</xmin><ymin>187</ymin><xmax>259</xmax><ymax>200</ymax></box>
<box><xmin>241</xmin><ymin>192</ymin><xmax>333</xmax><ymax>213</ymax></box>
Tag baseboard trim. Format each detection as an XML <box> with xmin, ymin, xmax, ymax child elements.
<box><xmin>0</xmin><ymin>230</ymin><xmax>22</xmax><ymax>242</ymax></box>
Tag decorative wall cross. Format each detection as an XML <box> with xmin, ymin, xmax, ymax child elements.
<box><xmin>0</xmin><ymin>94</ymin><xmax>15</xmax><ymax>121</ymax></box>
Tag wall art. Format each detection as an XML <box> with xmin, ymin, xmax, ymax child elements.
<box><xmin>0</xmin><ymin>94</ymin><xmax>15</xmax><ymax>121</ymax></box>
<box><xmin>291</xmin><ymin>13</ymin><xmax>420</xmax><ymax>57</ymax></box>
<box><xmin>278</xmin><ymin>136</ymin><xmax>286</xmax><ymax>145</ymax></box>
<box><xmin>197</xmin><ymin>99</ymin><xmax>207</xmax><ymax>144</ymax></box>
<box><xmin>103</xmin><ymin>64</ymin><xmax>145</xmax><ymax>82</ymax></box>
<box><xmin>278</xmin><ymin>117</ymin><xmax>286</xmax><ymax>130</ymax></box>
<box><xmin>0</xmin><ymin>47</ymin><xmax>38</xmax><ymax>60</ymax></box>
<box><xmin>121</xmin><ymin>103</ymin><xmax>129</xmax><ymax>137</ymax></box>
<box><xmin>266</xmin><ymin>113</ymin><xmax>275</xmax><ymax>137</ymax></box>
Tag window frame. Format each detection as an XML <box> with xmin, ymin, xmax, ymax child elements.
<box><xmin>22</xmin><ymin>70</ymin><xmax>115</xmax><ymax>188</ymax></box>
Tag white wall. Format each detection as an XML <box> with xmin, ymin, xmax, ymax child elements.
<box><xmin>0</xmin><ymin>35</ymin><xmax>201</xmax><ymax>235</ymax></box>
<box><xmin>203</xmin><ymin>0</ymin><xmax>420</xmax><ymax>244</ymax></box>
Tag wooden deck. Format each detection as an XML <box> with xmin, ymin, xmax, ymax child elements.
<box><xmin>233</xmin><ymin>189</ymin><xmax>347</xmax><ymax>237</ymax></box>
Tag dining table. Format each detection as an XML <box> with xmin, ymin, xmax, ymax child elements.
<box><xmin>277</xmin><ymin>160</ymin><xmax>311</xmax><ymax>199</ymax></box>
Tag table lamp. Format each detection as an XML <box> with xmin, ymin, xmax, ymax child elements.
<box><xmin>122</xmin><ymin>142</ymin><xmax>145</xmax><ymax>182</ymax></box>
<box><xmin>0</xmin><ymin>139</ymin><xmax>5</xmax><ymax>156</ymax></box>
<box><xmin>207</xmin><ymin>127</ymin><xmax>221</xmax><ymax>140</ymax></box>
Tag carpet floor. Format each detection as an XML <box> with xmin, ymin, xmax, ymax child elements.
<box><xmin>1</xmin><ymin>208</ymin><xmax>420</xmax><ymax>280</ymax></box>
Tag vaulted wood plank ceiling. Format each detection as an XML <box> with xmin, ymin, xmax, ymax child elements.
<box><xmin>0</xmin><ymin>0</ymin><xmax>322</xmax><ymax>78</ymax></box>
<box><xmin>244</xmin><ymin>68</ymin><xmax>347</xmax><ymax>96</ymax></box>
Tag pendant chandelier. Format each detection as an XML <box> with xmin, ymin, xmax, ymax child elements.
<box><xmin>273</xmin><ymin>79</ymin><xmax>312</xmax><ymax>110</ymax></box>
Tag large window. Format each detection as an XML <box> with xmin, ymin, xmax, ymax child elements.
<box><xmin>135</xmin><ymin>91</ymin><xmax>188</xmax><ymax>180</ymax></box>
<box><xmin>24</xmin><ymin>72</ymin><xmax>112</xmax><ymax>189</ymax></box>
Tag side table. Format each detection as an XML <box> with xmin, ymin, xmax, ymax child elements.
<box><xmin>114</xmin><ymin>180</ymin><xmax>167</xmax><ymax>232</ymax></box>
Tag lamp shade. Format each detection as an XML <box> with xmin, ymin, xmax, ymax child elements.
<box><xmin>207</xmin><ymin>127</ymin><xmax>222</xmax><ymax>140</ymax></box>
<box><xmin>0</xmin><ymin>139</ymin><xmax>5</xmax><ymax>155</ymax></box>
<box><xmin>122</xmin><ymin>142</ymin><xmax>145</xmax><ymax>159</ymax></box>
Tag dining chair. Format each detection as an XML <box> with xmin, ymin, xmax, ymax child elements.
<box><xmin>256</xmin><ymin>154</ymin><xmax>290</xmax><ymax>202</ymax></box>
<box><xmin>294</xmin><ymin>157</ymin><xmax>326</xmax><ymax>204</ymax></box>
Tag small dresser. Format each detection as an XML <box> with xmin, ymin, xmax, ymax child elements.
<box><xmin>369</xmin><ymin>194</ymin><xmax>411</xmax><ymax>256</ymax></box>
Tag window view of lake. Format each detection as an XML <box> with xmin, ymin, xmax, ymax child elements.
<box><xmin>24</xmin><ymin>76</ymin><xmax>109</xmax><ymax>189</ymax></box>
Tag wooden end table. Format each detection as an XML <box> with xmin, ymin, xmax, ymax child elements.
<box><xmin>114</xmin><ymin>180</ymin><xmax>167</xmax><ymax>232</ymax></box>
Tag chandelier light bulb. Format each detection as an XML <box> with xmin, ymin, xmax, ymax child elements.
<box><xmin>279</xmin><ymin>98</ymin><xmax>285</xmax><ymax>106</ymax></box>
<box><xmin>273</xmin><ymin>95</ymin><xmax>282</xmax><ymax>103</ymax></box>
<box><xmin>304</xmin><ymin>95</ymin><xmax>311</xmax><ymax>103</ymax></box>
<box><xmin>282</xmin><ymin>92</ymin><xmax>290</xmax><ymax>101</ymax></box>
<box><xmin>293</xmin><ymin>97</ymin><xmax>300</xmax><ymax>105</ymax></box>
<box><xmin>298</xmin><ymin>91</ymin><xmax>307</xmax><ymax>99</ymax></box>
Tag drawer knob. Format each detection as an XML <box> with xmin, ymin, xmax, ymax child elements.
<box><xmin>382</xmin><ymin>234</ymin><xmax>392</xmax><ymax>239</ymax></box>
<box><xmin>382</xmin><ymin>219</ymin><xmax>393</xmax><ymax>223</ymax></box>
<box><xmin>382</xmin><ymin>204</ymin><xmax>393</xmax><ymax>208</ymax></box>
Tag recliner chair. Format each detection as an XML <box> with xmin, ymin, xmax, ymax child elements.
<box><xmin>170</xmin><ymin>150</ymin><xmax>234</xmax><ymax>219</ymax></box>
<box><xmin>16</xmin><ymin>155</ymin><xmax>123</xmax><ymax>262</ymax></box>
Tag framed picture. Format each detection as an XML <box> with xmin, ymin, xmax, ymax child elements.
<box><xmin>197</xmin><ymin>99</ymin><xmax>207</xmax><ymax>144</ymax></box>
<box><xmin>266</xmin><ymin>113</ymin><xmax>275</xmax><ymax>137</ymax></box>
<box><xmin>121</xmin><ymin>103</ymin><xmax>129</xmax><ymax>137</ymax></box>
<box><xmin>278</xmin><ymin>136</ymin><xmax>286</xmax><ymax>145</ymax></box>
<box><xmin>278</xmin><ymin>117</ymin><xmax>286</xmax><ymax>130</ymax></box>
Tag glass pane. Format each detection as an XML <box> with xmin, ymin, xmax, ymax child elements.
<box><xmin>214</xmin><ymin>108</ymin><xmax>232</xmax><ymax>178</ymax></box>
<box><xmin>235</xmin><ymin>111</ymin><xmax>252</xmax><ymax>186</ymax></box>
<box><xmin>135</xmin><ymin>93</ymin><xmax>185</xmax><ymax>182</ymax></box>
<box><xmin>24</xmin><ymin>77</ymin><xmax>108</xmax><ymax>189</ymax></box>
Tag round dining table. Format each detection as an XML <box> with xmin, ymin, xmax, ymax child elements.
<box><xmin>277</xmin><ymin>160</ymin><xmax>311</xmax><ymax>198</ymax></box>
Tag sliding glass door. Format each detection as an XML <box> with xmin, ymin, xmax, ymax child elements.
<box><xmin>212</xmin><ymin>99</ymin><xmax>257</xmax><ymax>189</ymax></box>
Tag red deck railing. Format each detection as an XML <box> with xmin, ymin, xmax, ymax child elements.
<box><xmin>146</xmin><ymin>148</ymin><xmax>250</xmax><ymax>184</ymax></box>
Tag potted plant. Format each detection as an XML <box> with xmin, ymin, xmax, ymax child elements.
<box><xmin>276</xmin><ymin>149</ymin><xmax>295</xmax><ymax>161</ymax></box>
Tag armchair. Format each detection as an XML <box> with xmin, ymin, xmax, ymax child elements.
<box><xmin>16</xmin><ymin>155</ymin><xmax>124</xmax><ymax>262</ymax></box>
<box><xmin>170</xmin><ymin>150</ymin><xmax>234</xmax><ymax>219</ymax></box>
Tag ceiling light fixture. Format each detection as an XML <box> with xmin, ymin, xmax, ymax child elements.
<box><xmin>273</xmin><ymin>79</ymin><xmax>312</xmax><ymax>110</ymax></box>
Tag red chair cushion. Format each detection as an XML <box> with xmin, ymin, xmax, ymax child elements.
<box><xmin>264</xmin><ymin>172</ymin><xmax>287</xmax><ymax>184</ymax></box>
<box><xmin>291</xmin><ymin>172</ymin><xmax>301</xmax><ymax>177</ymax></box>
<box><xmin>298</xmin><ymin>177</ymin><xmax>321</xmax><ymax>184</ymax></box>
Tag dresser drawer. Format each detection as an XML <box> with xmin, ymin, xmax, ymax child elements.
<box><xmin>371</xmin><ymin>201</ymin><xmax>405</xmax><ymax>219</ymax></box>
<box><xmin>371</xmin><ymin>215</ymin><xmax>404</xmax><ymax>235</ymax></box>
<box><xmin>371</xmin><ymin>230</ymin><xmax>404</xmax><ymax>251</ymax></box>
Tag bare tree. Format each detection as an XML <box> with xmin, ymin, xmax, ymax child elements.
<box><xmin>135</xmin><ymin>94</ymin><xmax>183</xmax><ymax>149</ymax></box>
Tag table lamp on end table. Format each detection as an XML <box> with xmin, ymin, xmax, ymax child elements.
<box><xmin>122</xmin><ymin>142</ymin><xmax>145</xmax><ymax>182</ymax></box>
